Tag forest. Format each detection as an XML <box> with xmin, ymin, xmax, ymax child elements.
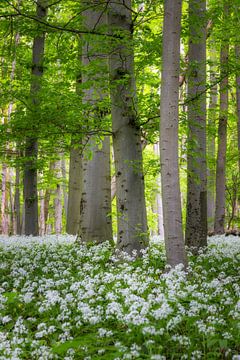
<box><xmin>0</xmin><ymin>0</ymin><xmax>240</xmax><ymax>359</ymax></box>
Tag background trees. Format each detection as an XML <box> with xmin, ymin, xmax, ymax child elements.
<box><xmin>0</xmin><ymin>0</ymin><xmax>239</xmax><ymax>265</ymax></box>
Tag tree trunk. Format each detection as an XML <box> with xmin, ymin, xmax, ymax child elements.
<box><xmin>236</xmin><ymin>44</ymin><xmax>240</xmax><ymax>172</ymax></box>
<box><xmin>153</xmin><ymin>143</ymin><xmax>164</xmax><ymax>237</ymax></box>
<box><xmin>39</xmin><ymin>189</ymin><xmax>45</xmax><ymax>235</ymax></box>
<box><xmin>160</xmin><ymin>0</ymin><xmax>187</xmax><ymax>267</ymax></box>
<box><xmin>214</xmin><ymin>4</ymin><xmax>229</xmax><ymax>234</ymax></box>
<box><xmin>80</xmin><ymin>137</ymin><xmax>112</xmax><ymax>242</ymax></box>
<box><xmin>1</xmin><ymin>161</ymin><xmax>9</xmax><ymax>235</ymax></box>
<box><xmin>108</xmin><ymin>0</ymin><xmax>148</xmax><ymax>254</ymax></box>
<box><xmin>185</xmin><ymin>0</ymin><xmax>207</xmax><ymax>251</ymax></box>
<box><xmin>61</xmin><ymin>155</ymin><xmax>68</xmax><ymax>219</ymax></box>
<box><xmin>207</xmin><ymin>68</ymin><xmax>218</xmax><ymax>232</ymax></box>
<box><xmin>23</xmin><ymin>0</ymin><xmax>47</xmax><ymax>235</ymax></box>
<box><xmin>54</xmin><ymin>158</ymin><xmax>62</xmax><ymax>234</ymax></box>
<box><xmin>14</xmin><ymin>165</ymin><xmax>21</xmax><ymax>234</ymax></box>
<box><xmin>66</xmin><ymin>35</ymin><xmax>82</xmax><ymax>235</ymax></box>
<box><xmin>111</xmin><ymin>140</ymin><xmax>147</xmax><ymax>201</ymax></box>
<box><xmin>78</xmin><ymin>1</ymin><xmax>112</xmax><ymax>243</ymax></box>
<box><xmin>66</xmin><ymin>144</ymin><xmax>82</xmax><ymax>234</ymax></box>
<box><xmin>44</xmin><ymin>188</ymin><xmax>50</xmax><ymax>232</ymax></box>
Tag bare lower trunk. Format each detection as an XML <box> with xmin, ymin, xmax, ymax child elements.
<box><xmin>61</xmin><ymin>155</ymin><xmax>68</xmax><ymax>218</ymax></box>
<box><xmin>14</xmin><ymin>166</ymin><xmax>21</xmax><ymax>234</ymax></box>
<box><xmin>214</xmin><ymin>8</ymin><xmax>229</xmax><ymax>234</ymax></box>
<box><xmin>153</xmin><ymin>143</ymin><xmax>164</xmax><ymax>237</ymax></box>
<box><xmin>9</xmin><ymin>168</ymin><xmax>15</xmax><ymax>235</ymax></box>
<box><xmin>23</xmin><ymin>0</ymin><xmax>47</xmax><ymax>235</ymax></box>
<box><xmin>80</xmin><ymin>137</ymin><xmax>112</xmax><ymax>242</ymax></box>
<box><xmin>108</xmin><ymin>0</ymin><xmax>148</xmax><ymax>254</ymax></box>
<box><xmin>160</xmin><ymin>0</ymin><xmax>187</xmax><ymax>267</ymax></box>
<box><xmin>1</xmin><ymin>162</ymin><xmax>9</xmax><ymax>235</ymax></box>
<box><xmin>39</xmin><ymin>189</ymin><xmax>45</xmax><ymax>235</ymax></box>
<box><xmin>185</xmin><ymin>0</ymin><xmax>207</xmax><ymax>251</ymax></box>
<box><xmin>44</xmin><ymin>189</ymin><xmax>50</xmax><ymax>232</ymax></box>
<box><xmin>54</xmin><ymin>158</ymin><xmax>62</xmax><ymax>234</ymax></box>
<box><xmin>66</xmin><ymin>144</ymin><xmax>82</xmax><ymax>234</ymax></box>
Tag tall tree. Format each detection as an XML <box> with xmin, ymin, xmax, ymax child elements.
<box><xmin>185</xmin><ymin>0</ymin><xmax>207</xmax><ymax>250</ymax></box>
<box><xmin>207</xmin><ymin>58</ymin><xmax>218</xmax><ymax>232</ymax></box>
<box><xmin>23</xmin><ymin>0</ymin><xmax>48</xmax><ymax>235</ymax></box>
<box><xmin>235</xmin><ymin>44</ymin><xmax>240</xmax><ymax>172</ymax></box>
<box><xmin>214</xmin><ymin>2</ymin><xmax>229</xmax><ymax>234</ymax></box>
<box><xmin>78</xmin><ymin>1</ymin><xmax>112</xmax><ymax>242</ymax></box>
<box><xmin>108</xmin><ymin>0</ymin><xmax>148</xmax><ymax>254</ymax></box>
<box><xmin>160</xmin><ymin>0</ymin><xmax>187</xmax><ymax>267</ymax></box>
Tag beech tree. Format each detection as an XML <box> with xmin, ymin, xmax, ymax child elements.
<box><xmin>78</xmin><ymin>1</ymin><xmax>112</xmax><ymax>243</ymax></box>
<box><xmin>23</xmin><ymin>0</ymin><xmax>48</xmax><ymax>235</ymax></box>
<box><xmin>214</xmin><ymin>2</ymin><xmax>229</xmax><ymax>234</ymax></box>
<box><xmin>207</xmin><ymin>63</ymin><xmax>218</xmax><ymax>232</ymax></box>
<box><xmin>108</xmin><ymin>0</ymin><xmax>148</xmax><ymax>254</ymax></box>
<box><xmin>185</xmin><ymin>0</ymin><xmax>207</xmax><ymax>250</ymax></box>
<box><xmin>160</xmin><ymin>0</ymin><xmax>187</xmax><ymax>267</ymax></box>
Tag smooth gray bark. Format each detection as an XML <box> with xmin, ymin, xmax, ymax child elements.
<box><xmin>108</xmin><ymin>0</ymin><xmax>148</xmax><ymax>254</ymax></box>
<box><xmin>23</xmin><ymin>0</ymin><xmax>47</xmax><ymax>235</ymax></box>
<box><xmin>1</xmin><ymin>155</ymin><xmax>8</xmax><ymax>235</ymax></box>
<box><xmin>236</xmin><ymin>44</ymin><xmax>240</xmax><ymax>172</ymax></box>
<box><xmin>61</xmin><ymin>155</ymin><xmax>68</xmax><ymax>218</ymax></box>
<box><xmin>54</xmin><ymin>158</ymin><xmax>62</xmax><ymax>234</ymax></box>
<box><xmin>153</xmin><ymin>143</ymin><xmax>164</xmax><ymax>237</ymax></box>
<box><xmin>80</xmin><ymin>137</ymin><xmax>112</xmax><ymax>242</ymax></box>
<box><xmin>39</xmin><ymin>189</ymin><xmax>45</xmax><ymax>235</ymax></box>
<box><xmin>160</xmin><ymin>0</ymin><xmax>187</xmax><ymax>267</ymax></box>
<box><xmin>185</xmin><ymin>0</ymin><xmax>207</xmax><ymax>251</ymax></box>
<box><xmin>66</xmin><ymin>36</ymin><xmax>82</xmax><ymax>235</ymax></box>
<box><xmin>66</xmin><ymin>144</ymin><xmax>82</xmax><ymax>234</ymax></box>
<box><xmin>78</xmin><ymin>1</ymin><xmax>112</xmax><ymax>242</ymax></box>
<box><xmin>207</xmin><ymin>70</ymin><xmax>218</xmax><ymax>232</ymax></box>
<box><xmin>214</xmin><ymin>7</ymin><xmax>229</xmax><ymax>234</ymax></box>
<box><xmin>14</xmin><ymin>165</ymin><xmax>21</xmax><ymax>234</ymax></box>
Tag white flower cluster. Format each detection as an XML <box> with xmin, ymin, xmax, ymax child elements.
<box><xmin>0</xmin><ymin>234</ymin><xmax>239</xmax><ymax>359</ymax></box>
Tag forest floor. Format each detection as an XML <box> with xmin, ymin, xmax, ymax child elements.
<box><xmin>0</xmin><ymin>235</ymin><xmax>240</xmax><ymax>359</ymax></box>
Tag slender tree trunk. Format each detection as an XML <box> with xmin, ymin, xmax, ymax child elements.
<box><xmin>43</xmin><ymin>162</ymin><xmax>54</xmax><ymax>233</ymax></box>
<box><xmin>44</xmin><ymin>188</ymin><xmax>50</xmax><ymax>232</ymax></box>
<box><xmin>214</xmin><ymin>4</ymin><xmax>229</xmax><ymax>234</ymax></box>
<box><xmin>54</xmin><ymin>158</ymin><xmax>62</xmax><ymax>234</ymax></box>
<box><xmin>39</xmin><ymin>189</ymin><xmax>45</xmax><ymax>235</ymax></box>
<box><xmin>185</xmin><ymin>0</ymin><xmax>207</xmax><ymax>251</ymax></box>
<box><xmin>8</xmin><ymin>168</ymin><xmax>15</xmax><ymax>235</ymax></box>
<box><xmin>153</xmin><ymin>143</ymin><xmax>164</xmax><ymax>237</ymax></box>
<box><xmin>67</xmin><ymin>144</ymin><xmax>82</xmax><ymax>234</ymax></box>
<box><xmin>23</xmin><ymin>0</ymin><xmax>47</xmax><ymax>235</ymax></box>
<box><xmin>78</xmin><ymin>1</ymin><xmax>112</xmax><ymax>243</ymax></box>
<box><xmin>160</xmin><ymin>0</ymin><xmax>187</xmax><ymax>267</ymax></box>
<box><xmin>61</xmin><ymin>155</ymin><xmax>68</xmax><ymax>218</ymax></box>
<box><xmin>66</xmin><ymin>35</ymin><xmax>82</xmax><ymax>235</ymax></box>
<box><xmin>1</xmin><ymin>161</ymin><xmax>9</xmax><ymax>235</ymax></box>
<box><xmin>207</xmin><ymin>69</ymin><xmax>218</xmax><ymax>232</ymax></box>
<box><xmin>14</xmin><ymin>165</ymin><xmax>21</xmax><ymax>234</ymax></box>
<box><xmin>108</xmin><ymin>0</ymin><xmax>148</xmax><ymax>254</ymax></box>
<box><xmin>236</xmin><ymin>44</ymin><xmax>240</xmax><ymax>172</ymax></box>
